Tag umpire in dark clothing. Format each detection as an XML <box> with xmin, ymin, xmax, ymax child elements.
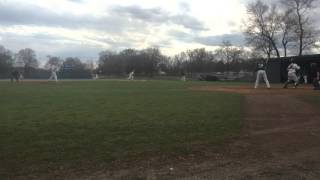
<box><xmin>310</xmin><ymin>63</ymin><xmax>320</xmax><ymax>90</ymax></box>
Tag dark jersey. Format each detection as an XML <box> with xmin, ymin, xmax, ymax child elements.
<box><xmin>257</xmin><ymin>62</ymin><xmax>266</xmax><ymax>71</ymax></box>
<box><xmin>11</xmin><ymin>70</ymin><xmax>20</xmax><ymax>77</ymax></box>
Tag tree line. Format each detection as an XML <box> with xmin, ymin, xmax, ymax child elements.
<box><xmin>0</xmin><ymin>46</ymin><xmax>93</xmax><ymax>79</ymax></box>
<box><xmin>98</xmin><ymin>42</ymin><xmax>258</xmax><ymax>76</ymax></box>
<box><xmin>0</xmin><ymin>43</ymin><xmax>259</xmax><ymax>78</ymax></box>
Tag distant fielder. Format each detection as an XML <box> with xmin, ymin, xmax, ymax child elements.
<box><xmin>254</xmin><ymin>58</ymin><xmax>270</xmax><ymax>89</ymax></box>
<box><xmin>93</xmin><ymin>73</ymin><xmax>99</xmax><ymax>80</ymax></box>
<box><xmin>11</xmin><ymin>70</ymin><xmax>21</xmax><ymax>83</ymax></box>
<box><xmin>49</xmin><ymin>66</ymin><xmax>59</xmax><ymax>82</ymax></box>
<box><xmin>283</xmin><ymin>58</ymin><xmax>300</xmax><ymax>88</ymax></box>
<box><xmin>181</xmin><ymin>71</ymin><xmax>186</xmax><ymax>81</ymax></box>
<box><xmin>128</xmin><ymin>70</ymin><xmax>135</xmax><ymax>80</ymax></box>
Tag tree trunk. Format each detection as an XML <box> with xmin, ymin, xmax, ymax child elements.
<box><xmin>283</xmin><ymin>42</ymin><xmax>288</xmax><ymax>57</ymax></box>
<box><xmin>270</xmin><ymin>38</ymin><xmax>280</xmax><ymax>58</ymax></box>
<box><xmin>297</xmin><ymin>5</ymin><xmax>304</xmax><ymax>56</ymax></box>
<box><xmin>299</xmin><ymin>27</ymin><xmax>304</xmax><ymax>56</ymax></box>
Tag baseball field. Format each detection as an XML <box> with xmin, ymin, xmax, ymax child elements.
<box><xmin>1</xmin><ymin>80</ymin><xmax>320</xmax><ymax>179</ymax></box>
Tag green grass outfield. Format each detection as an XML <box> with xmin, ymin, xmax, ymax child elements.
<box><xmin>0</xmin><ymin>80</ymin><xmax>244</xmax><ymax>178</ymax></box>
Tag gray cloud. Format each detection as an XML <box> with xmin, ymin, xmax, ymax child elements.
<box><xmin>167</xmin><ymin>30</ymin><xmax>245</xmax><ymax>46</ymax></box>
<box><xmin>0</xmin><ymin>2</ymin><xmax>145</xmax><ymax>34</ymax></box>
<box><xmin>194</xmin><ymin>33</ymin><xmax>245</xmax><ymax>46</ymax></box>
<box><xmin>170</xmin><ymin>15</ymin><xmax>207</xmax><ymax>31</ymax></box>
<box><xmin>167</xmin><ymin>30</ymin><xmax>194</xmax><ymax>42</ymax></box>
<box><xmin>53</xmin><ymin>45</ymin><xmax>101</xmax><ymax>60</ymax></box>
<box><xmin>0</xmin><ymin>2</ymin><xmax>207</xmax><ymax>32</ymax></box>
<box><xmin>0</xmin><ymin>3</ymin><xmax>74</xmax><ymax>27</ymax></box>
<box><xmin>0</xmin><ymin>1</ymin><xmax>209</xmax><ymax>60</ymax></box>
<box><xmin>30</xmin><ymin>33</ymin><xmax>68</xmax><ymax>41</ymax></box>
<box><xmin>110</xmin><ymin>5</ymin><xmax>207</xmax><ymax>31</ymax></box>
<box><xmin>111</xmin><ymin>5</ymin><xmax>168</xmax><ymax>23</ymax></box>
<box><xmin>167</xmin><ymin>29</ymin><xmax>245</xmax><ymax>47</ymax></box>
<box><xmin>0</xmin><ymin>31</ymin><xmax>102</xmax><ymax>61</ymax></box>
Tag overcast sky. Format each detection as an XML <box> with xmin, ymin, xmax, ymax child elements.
<box><xmin>0</xmin><ymin>0</ymin><xmax>251</xmax><ymax>63</ymax></box>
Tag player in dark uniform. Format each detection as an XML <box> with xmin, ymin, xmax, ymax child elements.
<box><xmin>254</xmin><ymin>58</ymin><xmax>270</xmax><ymax>88</ymax></box>
<box><xmin>310</xmin><ymin>63</ymin><xmax>320</xmax><ymax>90</ymax></box>
<box><xmin>11</xmin><ymin>70</ymin><xmax>20</xmax><ymax>83</ymax></box>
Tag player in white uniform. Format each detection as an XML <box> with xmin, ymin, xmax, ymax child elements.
<box><xmin>283</xmin><ymin>59</ymin><xmax>300</xmax><ymax>88</ymax></box>
<box><xmin>181</xmin><ymin>71</ymin><xmax>186</xmax><ymax>81</ymax></box>
<box><xmin>128</xmin><ymin>70</ymin><xmax>135</xmax><ymax>80</ymax></box>
<box><xmin>254</xmin><ymin>59</ymin><xmax>270</xmax><ymax>89</ymax></box>
<box><xmin>49</xmin><ymin>66</ymin><xmax>59</xmax><ymax>82</ymax></box>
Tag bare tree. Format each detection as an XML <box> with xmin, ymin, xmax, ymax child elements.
<box><xmin>215</xmin><ymin>41</ymin><xmax>244</xmax><ymax>71</ymax></box>
<box><xmin>16</xmin><ymin>48</ymin><xmax>38</xmax><ymax>77</ymax></box>
<box><xmin>247</xmin><ymin>35</ymin><xmax>274</xmax><ymax>58</ymax></box>
<box><xmin>141</xmin><ymin>48</ymin><xmax>163</xmax><ymax>75</ymax></box>
<box><xmin>0</xmin><ymin>45</ymin><xmax>13</xmax><ymax>75</ymax></box>
<box><xmin>171</xmin><ymin>52</ymin><xmax>188</xmax><ymax>74</ymax></box>
<box><xmin>16</xmin><ymin>48</ymin><xmax>38</xmax><ymax>69</ymax></box>
<box><xmin>279</xmin><ymin>9</ymin><xmax>296</xmax><ymax>57</ymax></box>
<box><xmin>64</xmin><ymin>57</ymin><xmax>86</xmax><ymax>70</ymax></box>
<box><xmin>245</xmin><ymin>1</ymin><xmax>282</xmax><ymax>57</ymax></box>
<box><xmin>215</xmin><ymin>41</ymin><xmax>245</xmax><ymax>71</ymax></box>
<box><xmin>281</xmin><ymin>0</ymin><xmax>319</xmax><ymax>56</ymax></box>
<box><xmin>45</xmin><ymin>56</ymin><xmax>63</xmax><ymax>69</ymax></box>
<box><xmin>186</xmin><ymin>48</ymin><xmax>210</xmax><ymax>73</ymax></box>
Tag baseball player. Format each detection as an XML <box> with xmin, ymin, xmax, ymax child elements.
<box><xmin>128</xmin><ymin>70</ymin><xmax>135</xmax><ymax>80</ymax></box>
<box><xmin>310</xmin><ymin>63</ymin><xmax>320</xmax><ymax>90</ymax></box>
<box><xmin>181</xmin><ymin>71</ymin><xmax>186</xmax><ymax>81</ymax></box>
<box><xmin>301</xmin><ymin>66</ymin><xmax>308</xmax><ymax>84</ymax></box>
<box><xmin>283</xmin><ymin>58</ymin><xmax>300</xmax><ymax>88</ymax></box>
<box><xmin>49</xmin><ymin>65</ymin><xmax>59</xmax><ymax>82</ymax></box>
<box><xmin>10</xmin><ymin>70</ymin><xmax>20</xmax><ymax>83</ymax></box>
<box><xmin>254</xmin><ymin>58</ymin><xmax>270</xmax><ymax>89</ymax></box>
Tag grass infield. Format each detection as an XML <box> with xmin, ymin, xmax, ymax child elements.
<box><xmin>0</xmin><ymin>80</ymin><xmax>244</xmax><ymax>178</ymax></box>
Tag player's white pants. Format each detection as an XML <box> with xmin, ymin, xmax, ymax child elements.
<box><xmin>128</xmin><ymin>75</ymin><xmax>134</xmax><ymax>80</ymax></box>
<box><xmin>287</xmin><ymin>72</ymin><xmax>299</xmax><ymax>83</ymax></box>
<box><xmin>303</xmin><ymin>75</ymin><xmax>308</xmax><ymax>84</ymax></box>
<box><xmin>49</xmin><ymin>72</ymin><xmax>58</xmax><ymax>82</ymax></box>
<box><xmin>255</xmin><ymin>70</ymin><xmax>270</xmax><ymax>88</ymax></box>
